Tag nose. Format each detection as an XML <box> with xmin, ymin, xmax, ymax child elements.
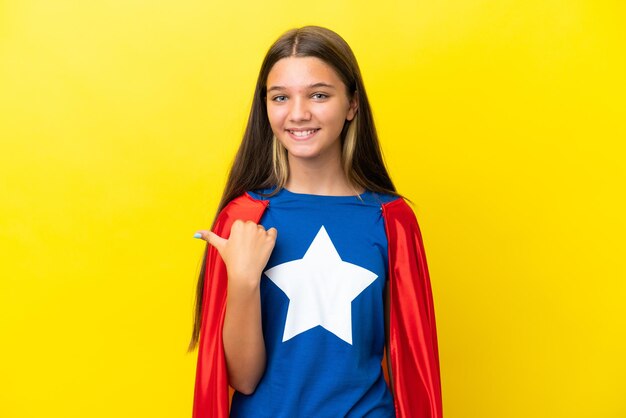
<box><xmin>288</xmin><ymin>97</ymin><xmax>311</xmax><ymax>121</ymax></box>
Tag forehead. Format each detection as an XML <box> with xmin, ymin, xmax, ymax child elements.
<box><xmin>266</xmin><ymin>56</ymin><xmax>343</xmax><ymax>88</ymax></box>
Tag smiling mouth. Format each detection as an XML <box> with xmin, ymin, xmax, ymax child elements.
<box><xmin>287</xmin><ymin>129</ymin><xmax>320</xmax><ymax>137</ymax></box>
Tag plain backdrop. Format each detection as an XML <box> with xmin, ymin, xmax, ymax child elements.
<box><xmin>1</xmin><ymin>1</ymin><xmax>625</xmax><ymax>417</ymax></box>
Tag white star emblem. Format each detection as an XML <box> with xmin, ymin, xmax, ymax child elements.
<box><xmin>264</xmin><ymin>226</ymin><xmax>378</xmax><ymax>345</ymax></box>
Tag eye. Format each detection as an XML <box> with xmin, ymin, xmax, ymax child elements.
<box><xmin>271</xmin><ymin>95</ymin><xmax>287</xmax><ymax>102</ymax></box>
<box><xmin>312</xmin><ymin>93</ymin><xmax>329</xmax><ymax>100</ymax></box>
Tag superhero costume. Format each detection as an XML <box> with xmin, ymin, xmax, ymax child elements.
<box><xmin>192</xmin><ymin>191</ymin><xmax>442</xmax><ymax>417</ymax></box>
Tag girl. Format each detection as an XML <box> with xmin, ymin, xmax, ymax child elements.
<box><xmin>189</xmin><ymin>26</ymin><xmax>442</xmax><ymax>418</ymax></box>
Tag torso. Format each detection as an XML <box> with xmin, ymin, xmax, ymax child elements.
<box><xmin>229</xmin><ymin>188</ymin><xmax>398</xmax><ymax>418</ymax></box>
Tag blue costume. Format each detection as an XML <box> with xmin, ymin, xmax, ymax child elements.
<box><xmin>230</xmin><ymin>188</ymin><xmax>398</xmax><ymax>417</ymax></box>
<box><xmin>192</xmin><ymin>191</ymin><xmax>443</xmax><ymax>418</ymax></box>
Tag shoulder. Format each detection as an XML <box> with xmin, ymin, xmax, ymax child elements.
<box><xmin>246</xmin><ymin>187</ymin><xmax>280</xmax><ymax>202</ymax></box>
<box><xmin>381</xmin><ymin>197</ymin><xmax>429</xmax><ymax>249</ymax></box>
<box><xmin>381</xmin><ymin>195</ymin><xmax>420</xmax><ymax>225</ymax></box>
<box><xmin>221</xmin><ymin>192</ymin><xmax>266</xmax><ymax>212</ymax></box>
<box><xmin>213</xmin><ymin>192</ymin><xmax>268</xmax><ymax>233</ymax></box>
<box><xmin>366</xmin><ymin>191</ymin><xmax>399</xmax><ymax>205</ymax></box>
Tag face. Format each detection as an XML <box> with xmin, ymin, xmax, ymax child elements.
<box><xmin>265</xmin><ymin>56</ymin><xmax>358</xmax><ymax>165</ymax></box>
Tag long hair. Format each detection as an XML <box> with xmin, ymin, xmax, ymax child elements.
<box><xmin>188</xmin><ymin>26</ymin><xmax>398</xmax><ymax>352</ymax></box>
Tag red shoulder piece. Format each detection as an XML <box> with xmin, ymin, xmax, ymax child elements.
<box><xmin>192</xmin><ymin>193</ymin><xmax>268</xmax><ymax>418</ymax></box>
<box><xmin>382</xmin><ymin>198</ymin><xmax>443</xmax><ymax>418</ymax></box>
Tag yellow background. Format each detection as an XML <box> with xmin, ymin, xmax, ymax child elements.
<box><xmin>1</xmin><ymin>0</ymin><xmax>624</xmax><ymax>417</ymax></box>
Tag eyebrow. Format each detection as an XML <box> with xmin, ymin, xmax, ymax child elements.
<box><xmin>267</xmin><ymin>82</ymin><xmax>337</xmax><ymax>93</ymax></box>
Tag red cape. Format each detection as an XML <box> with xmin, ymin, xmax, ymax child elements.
<box><xmin>193</xmin><ymin>192</ymin><xmax>442</xmax><ymax>418</ymax></box>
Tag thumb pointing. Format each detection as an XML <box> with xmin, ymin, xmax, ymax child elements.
<box><xmin>206</xmin><ymin>230</ymin><xmax>227</xmax><ymax>253</ymax></box>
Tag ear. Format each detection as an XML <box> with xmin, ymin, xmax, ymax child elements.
<box><xmin>346</xmin><ymin>90</ymin><xmax>359</xmax><ymax>121</ymax></box>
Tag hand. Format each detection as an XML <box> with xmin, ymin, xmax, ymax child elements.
<box><xmin>195</xmin><ymin>220</ymin><xmax>277</xmax><ymax>287</ymax></box>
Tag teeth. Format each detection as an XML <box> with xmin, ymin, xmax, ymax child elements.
<box><xmin>289</xmin><ymin>129</ymin><xmax>317</xmax><ymax>137</ymax></box>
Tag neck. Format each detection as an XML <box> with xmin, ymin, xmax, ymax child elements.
<box><xmin>285</xmin><ymin>153</ymin><xmax>362</xmax><ymax>196</ymax></box>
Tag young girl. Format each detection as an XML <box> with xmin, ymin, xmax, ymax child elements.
<box><xmin>189</xmin><ymin>26</ymin><xmax>442</xmax><ymax>418</ymax></box>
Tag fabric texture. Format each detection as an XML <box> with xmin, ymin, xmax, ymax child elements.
<box><xmin>192</xmin><ymin>191</ymin><xmax>442</xmax><ymax>418</ymax></box>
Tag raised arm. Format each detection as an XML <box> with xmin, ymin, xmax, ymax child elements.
<box><xmin>199</xmin><ymin>220</ymin><xmax>276</xmax><ymax>394</ymax></box>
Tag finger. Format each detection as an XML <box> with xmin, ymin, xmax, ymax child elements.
<box><xmin>206</xmin><ymin>230</ymin><xmax>228</xmax><ymax>252</ymax></box>
<box><xmin>193</xmin><ymin>230</ymin><xmax>209</xmax><ymax>240</ymax></box>
<box><xmin>266</xmin><ymin>227</ymin><xmax>278</xmax><ymax>239</ymax></box>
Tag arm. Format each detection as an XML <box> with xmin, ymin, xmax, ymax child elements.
<box><xmin>200</xmin><ymin>220</ymin><xmax>277</xmax><ymax>394</ymax></box>
<box><xmin>222</xmin><ymin>271</ymin><xmax>265</xmax><ymax>394</ymax></box>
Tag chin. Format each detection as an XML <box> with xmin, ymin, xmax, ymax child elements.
<box><xmin>282</xmin><ymin>143</ymin><xmax>317</xmax><ymax>156</ymax></box>
<box><xmin>287</xmin><ymin>151</ymin><xmax>321</xmax><ymax>160</ymax></box>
